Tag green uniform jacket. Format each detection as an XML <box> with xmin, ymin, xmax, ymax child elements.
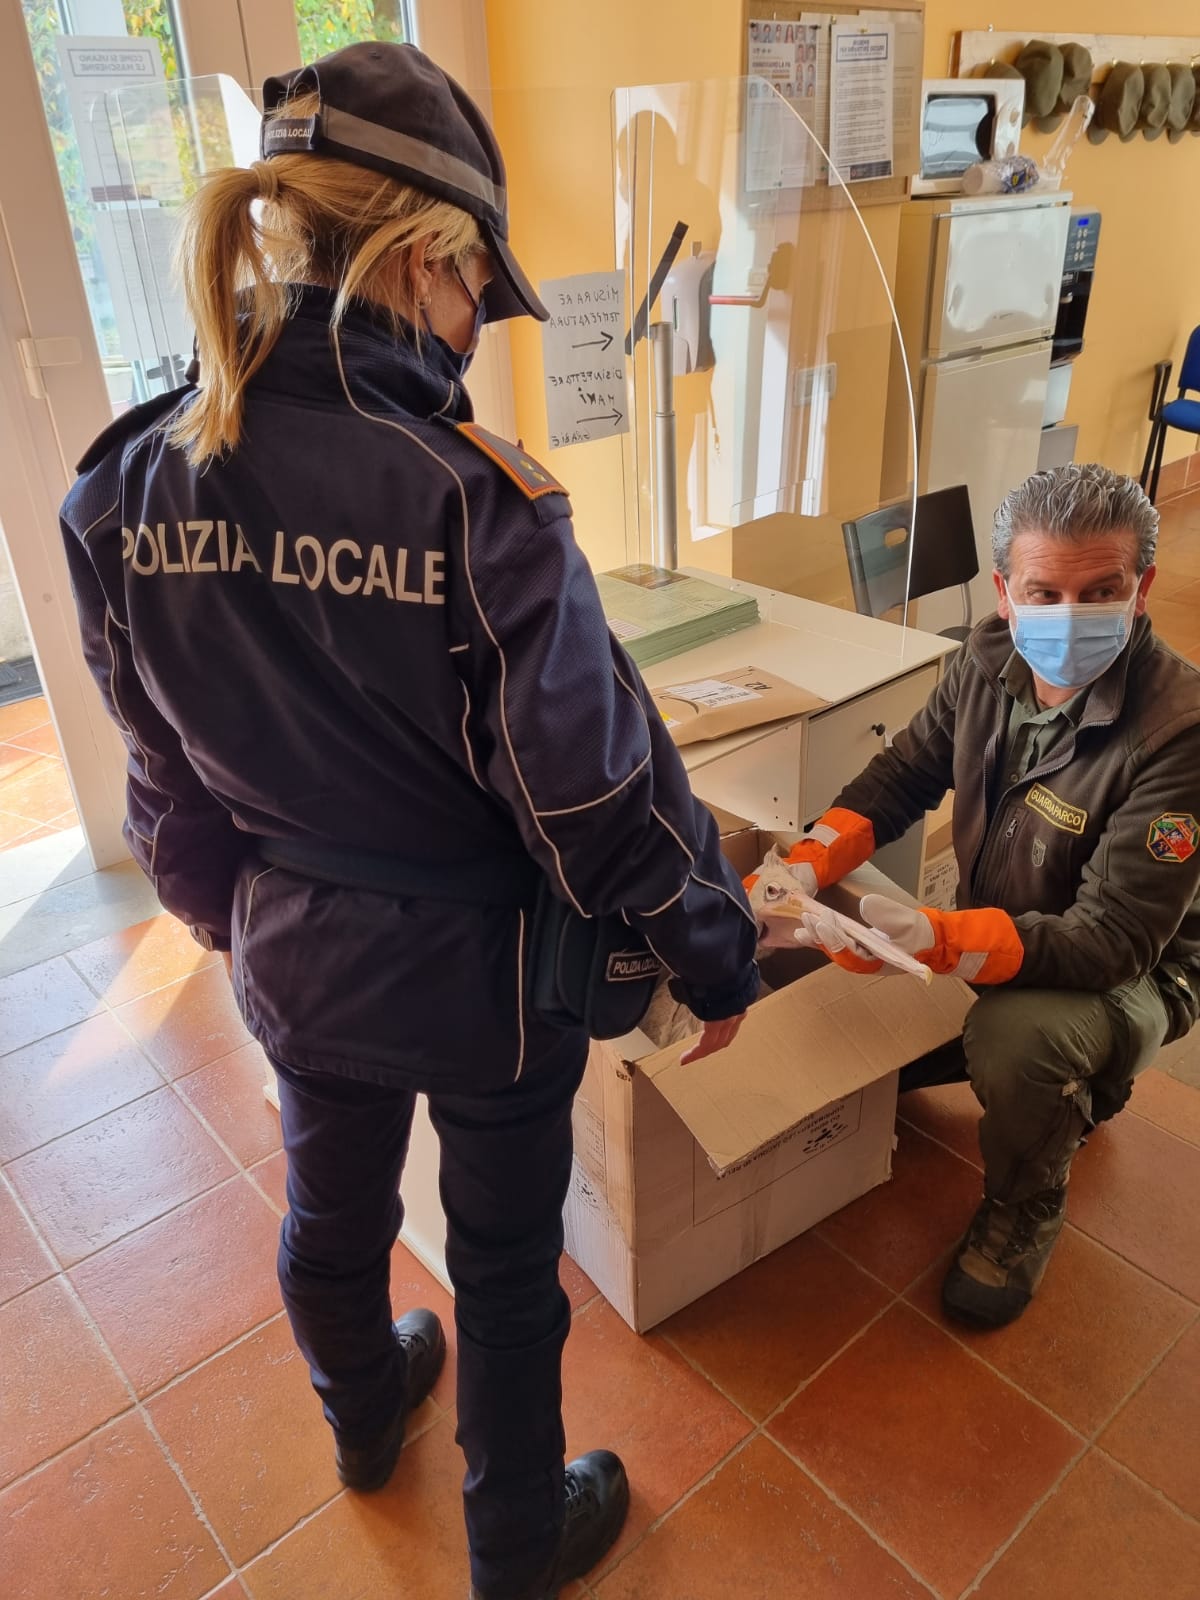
<box><xmin>837</xmin><ymin>614</ymin><xmax>1200</xmax><ymax>1035</ymax></box>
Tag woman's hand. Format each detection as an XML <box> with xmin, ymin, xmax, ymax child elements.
<box><xmin>680</xmin><ymin>1013</ymin><xmax>746</xmax><ymax>1065</ymax></box>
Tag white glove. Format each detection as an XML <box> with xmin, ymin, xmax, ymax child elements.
<box><xmin>795</xmin><ymin>909</ymin><xmax>872</xmax><ymax>959</ymax></box>
<box><xmin>786</xmin><ymin>897</ymin><xmax>942</xmax><ymax>984</ymax></box>
<box><xmin>793</xmin><ymin>909</ymin><xmax>885</xmax><ymax>974</ymax></box>
<box><xmin>857</xmin><ymin>895</ymin><xmax>936</xmax><ymax>954</ymax></box>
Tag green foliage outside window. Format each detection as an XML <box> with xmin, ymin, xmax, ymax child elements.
<box><xmin>121</xmin><ymin>2</ymin><xmax>179</xmax><ymax>77</ymax></box>
<box><xmin>22</xmin><ymin>0</ymin><xmax>93</xmax><ymax>251</ymax></box>
<box><xmin>294</xmin><ymin>0</ymin><xmax>407</xmax><ymax>62</ymax></box>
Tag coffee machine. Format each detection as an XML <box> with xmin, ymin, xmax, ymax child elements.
<box><xmin>1040</xmin><ymin>209</ymin><xmax>1101</xmax><ymax>464</ymax></box>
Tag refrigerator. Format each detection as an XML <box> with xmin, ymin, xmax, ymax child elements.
<box><xmin>889</xmin><ymin>193</ymin><xmax>1072</xmax><ymax>635</ymax></box>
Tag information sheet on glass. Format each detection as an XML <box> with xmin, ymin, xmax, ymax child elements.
<box><xmin>102</xmin><ymin>75</ymin><xmax>263</xmax><ymax>395</ymax></box>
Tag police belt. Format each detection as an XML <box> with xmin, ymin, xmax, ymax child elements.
<box><xmin>254</xmin><ymin>837</ymin><xmax>661</xmax><ymax>1040</ymax></box>
<box><xmin>255</xmin><ymin>837</ymin><xmax>539</xmax><ymax>907</ymax></box>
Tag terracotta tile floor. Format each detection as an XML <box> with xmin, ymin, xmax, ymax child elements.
<box><xmin>0</xmin><ymin>695</ymin><xmax>79</xmax><ymax>852</ymax></box>
<box><xmin>1</xmin><ymin>491</ymin><xmax>1199</xmax><ymax>1596</ymax></box>
<box><xmin>0</xmin><ymin>910</ymin><xmax>1195</xmax><ymax>1600</ymax></box>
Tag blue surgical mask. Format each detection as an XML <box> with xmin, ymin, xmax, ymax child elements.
<box><xmin>1006</xmin><ymin>588</ymin><xmax>1137</xmax><ymax>689</ymax></box>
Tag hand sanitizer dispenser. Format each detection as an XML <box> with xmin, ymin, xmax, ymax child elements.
<box><xmin>662</xmin><ymin>243</ymin><xmax>717</xmax><ymax>374</ymax></box>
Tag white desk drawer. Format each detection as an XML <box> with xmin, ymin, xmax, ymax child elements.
<box><xmin>802</xmin><ymin>664</ymin><xmax>939</xmax><ymax>820</ymax></box>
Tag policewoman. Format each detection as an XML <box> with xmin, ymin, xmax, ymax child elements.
<box><xmin>60</xmin><ymin>43</ymin><xmax>758</xmax><ymax>1600</ymax></box>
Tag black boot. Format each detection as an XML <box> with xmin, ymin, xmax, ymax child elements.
<box><xmin>470</xmin><ymin>1449</ymin><xmax>630</xmax><ymax>1600</ymax></box>
<box><xmin>941</xmin><ymin>1186</ymin><xmax>1068</xmax><ymax>1329</ymax></box>
<box><xmin>334</xmin><ymin>1308</ymin><xmax>446</xmax><ymax>1491</ymax></box>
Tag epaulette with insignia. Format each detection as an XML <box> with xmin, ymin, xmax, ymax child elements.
<box><xmin>455</xmin><ymin>422</ymin><xmax>568</xmax><ymax>502</ymax></box>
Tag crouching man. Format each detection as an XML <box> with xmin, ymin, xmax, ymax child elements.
<box><xmin>757</xmin><ymin>464</ymin><xmax>1200</xmax><ymax>1328</ymax></box>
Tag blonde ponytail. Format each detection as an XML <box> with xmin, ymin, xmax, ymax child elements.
<box><xmin>170</xmin><ymin>91</ymin><xmax>482</xmax><ymax>465</ymax></box>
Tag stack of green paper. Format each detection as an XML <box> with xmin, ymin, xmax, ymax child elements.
<box><xmin>595</xmin><ymin>565</ymin><xmax>759</xmax><ymax>667</ymax></box>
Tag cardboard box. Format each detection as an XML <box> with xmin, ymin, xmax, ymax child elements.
<box><xmin>705</xmin><ymin>804</ymin><xmax>771</xmax><ymax>880</ymax></box>
<box><xmin>925</xmin><ymin>792</ymin><xmax>955</xmax><ymax>860</ymax></box>
<box><xmin>563</xmin><ymin>827</ymin><xmax>974</xmax><ymax>1332</ymax></box>
<box><xmin>922</xmin><ymin>794</ymin><xmax>958</xmax><ymax>911</ymax></box>
<box><xmin>921</xmin><ymin>848</ymin><xmax>960</xmax><ymax>913</ymax></box>
<box><xmin>264</xmin><ymin>806</ymin><xmax>972</xmax><ymax>1322</ymax></box>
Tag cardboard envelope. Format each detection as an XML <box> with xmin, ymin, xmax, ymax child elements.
<box><xmin>652</xmin><ymin>666</ymin><xmax>825</xmax><ymax>746</ymax></box>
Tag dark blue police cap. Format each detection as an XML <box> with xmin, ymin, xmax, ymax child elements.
<box><xmin>261</xmin><ymin>42</ymin><xmax>548</xmax><ymax>323</ymax></box>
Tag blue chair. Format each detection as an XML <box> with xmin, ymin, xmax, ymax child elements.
<box><xmin>1141</xmin><ymin>328</ymin><xmax>1200</xmax><ymax>503</ymax></box>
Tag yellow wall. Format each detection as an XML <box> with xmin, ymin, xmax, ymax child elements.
<box><xmin>485</xmin><ymin>2</ymin><xmax>744</xmax><ymax>570</ymax></box>
<box><xmin>485</xmin><ymin>0</ymin><xmax>1200</xmax><ymax>575</ymax></box>
<box><xmin>922</xmin><ymin>1</ymin><xmax>1200</xmax><ymax>476</ymax></box>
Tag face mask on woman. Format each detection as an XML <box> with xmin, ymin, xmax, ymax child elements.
<box><xmin>1005</xmin><ymin>588</ymin><xmax>1138</xmax><ymax>690</ymax></box>
<box><xmin>424</xmin><ymin>264</ymin><xmax>487</xmax><ymax>378</ymax></box>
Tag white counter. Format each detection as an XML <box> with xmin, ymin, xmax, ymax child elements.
<box><xmin>641</xmin><ymin>574</ymin><xmax>956</xmax><ymax>843</ymax></box>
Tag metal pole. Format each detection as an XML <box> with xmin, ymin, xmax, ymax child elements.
<box><xmin>650</xmin><ymin>320</ymin><xmax>678</xmax><ymax>570</ymax></box>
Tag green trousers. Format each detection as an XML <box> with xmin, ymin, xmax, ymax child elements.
<box><xmin>901</xmin><ymin>976</ymin><xmax>1172</xmax><ymax>1203</ymax></box>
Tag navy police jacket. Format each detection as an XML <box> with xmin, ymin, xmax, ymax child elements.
<box><xmin>60</xmin><ymin>287</ymin><xmax>758</xmax><ymax>1088</ymax></box>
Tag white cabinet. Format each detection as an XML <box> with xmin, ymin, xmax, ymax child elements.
<box><xmin>928</xmin><ymin>202</ymin><xmax>1067</xmax><ymax>358</ymax></box>
<box><xmin>917</xmin><ymin>341</ymin><xmax>1052</xmax><ymax>634</ymax></box>
<box><xmin>803</xmin><ymin>666</ymin><xmax>939</xmax><ymax>820</ymax></box>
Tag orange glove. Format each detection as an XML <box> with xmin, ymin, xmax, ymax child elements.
<box><xmin>744</xmin><ymin>807</ymin><xmax>875</xmax><ymax>899</ymax></box>
<box><xmin>795</xmin><ymin>896</ymin><xmax>1024</xmax><ymax>984</ymax></box>
<box><xmin>858</xmin><ymin>896</ymin><xmax>1025</xmax><ymax>983</ymax></box>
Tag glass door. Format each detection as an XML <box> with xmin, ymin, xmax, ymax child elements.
<box><xmin>21</xmin><ymin>0</ymin><xmax>187</xmax><ymax>417</ymax></box>
<box><xmin>0</xmin><ymin>0</ymin><xmax>485</xmax><ymax>871</ymax></box>
<box><xmin>0</xmin><ymin>4</ymin><xmax>183</xmax><ymax>866</ymax></box>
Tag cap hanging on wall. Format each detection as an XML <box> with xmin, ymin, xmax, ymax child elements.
<box><xmin>1138</xmin><ymin>64</ymin><xmax>1172</xmax><ymax>141</ymax></box>
<box><xmin>1165</xmin><ymin>63</ymin><xmax>1197</xmax><ymax>142</ymax></box>
<box><xmin>1015</xmin><ymin>40</ymin><xmax>1064</xmax><ymax>126</ymax></box>
<box><xmin>1088</xmin><ymin>62</ymin><xmax>1143</xmax><ymax>144</ymax></box>
<box><xmin>1036</xmin><ymin>42</ymin><xmax>1093</xmax><ymax>133</ymax></box>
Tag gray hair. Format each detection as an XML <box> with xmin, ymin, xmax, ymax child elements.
<box><xmin>992</xmin><ymin>463</ymin><xmax>1159</xmax><ymax>578</ymax></box>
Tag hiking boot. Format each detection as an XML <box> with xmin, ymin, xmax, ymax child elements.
<box><xmin>334</xmin><ymin>1309</ymin><xmax>446</xmax><ymax>1491</ymax></box>
<box><xmin>942</xmin><ymin>1186</ymin><xmax>1068</xmax><ymax>1329</ymax></box>
<box><xmin>469</xmin><ymin>1449</ymin><xmax>630</xmax><ymax>1600</ymax></box>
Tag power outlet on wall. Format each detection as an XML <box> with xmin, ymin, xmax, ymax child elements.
<box><xmin>793</xmin><ymin>362</ymin><xmax>837</xmax><ymax>407</ymax></box>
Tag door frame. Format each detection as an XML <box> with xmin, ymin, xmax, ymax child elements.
<box><xmin>0</xmin><ymin>0</ymin><xmax>133</xmax><ymax>866</ymax></box>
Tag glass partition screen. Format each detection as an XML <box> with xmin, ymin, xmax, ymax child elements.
<box><xmin>615</xmin><ymin>78</ymin><xmax>918</xmax><ymax>625</ymax></box>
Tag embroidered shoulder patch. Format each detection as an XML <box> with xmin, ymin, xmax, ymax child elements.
<box><xmin>456</xmin><ymin>423</ymin><xmax>567</xmax><ymax>501</ymax></box>
<box><xmin>1025</xmin><ymin>783</ymin><xmax>1088</xmax><ymax>835</ymax></box>
<box><xmin>1147</xmin><ymin>813</ymin><xmax>1200</xmax><ymax>863</ymax></box>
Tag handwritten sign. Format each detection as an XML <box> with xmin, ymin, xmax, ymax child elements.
<box><xmin>539</xmin><ymin>272</ymin><xmax>629</xmax><ymax>450</ymax></box>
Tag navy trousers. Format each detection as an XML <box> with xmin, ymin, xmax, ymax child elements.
<box><xmin>271</xmin><ymin>1030</ymin><xmax>587</xmax><ymax>1597</ymax></box>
